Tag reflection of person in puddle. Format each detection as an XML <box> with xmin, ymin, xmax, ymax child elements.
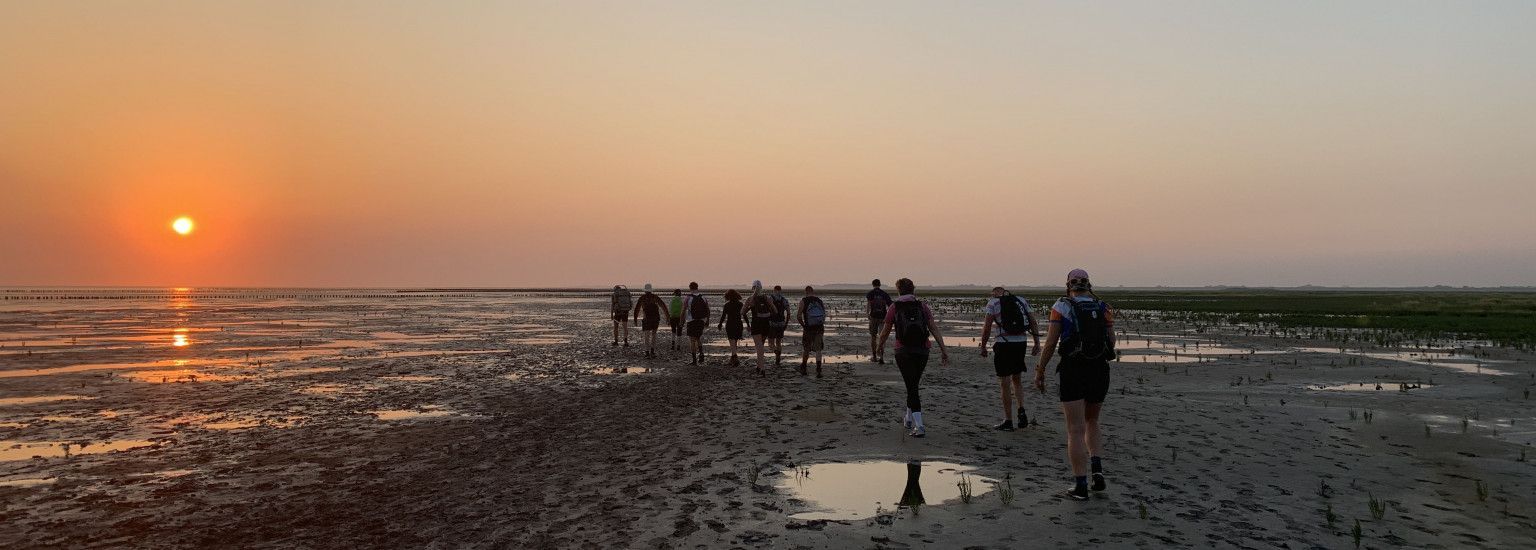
<box><xmin>897</xmin><ymin>460</ymin><xmax>925</xmax><ymax>507</ymax></box>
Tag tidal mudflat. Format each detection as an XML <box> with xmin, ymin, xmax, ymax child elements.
<box><xmin>2</xmin><ymin>288</ymin><xmax>1533</xmax><ymax>548</ymax></box>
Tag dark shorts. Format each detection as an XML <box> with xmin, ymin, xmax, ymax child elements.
<box><xmin>612</xmin><ymin>312</ymin><xmax>627</xmax><ymax>322</ymax></box>
<box><xmin>992</xmin><ymin>340</ymin><xmax>1028</xmax><ymax>377</ymax></box>
<box><xmin>686</xmin><ymin>320</ymin><xmax>706</xmax><ymax>338</ymax></box>
<box><xmin>641</xmin><ymin>316</ymin><xmax>660</xmax><ymax>332</ymax></box>
<box><xmin>868</xmin><ymin>318</ymin><xmax>883</xmax><ymax>336</ymax></box>
<box><xmin>669</xmin><ymin>316</ymin><xmax>683</xmax><ymax>336</ymax></box>
<box><xmin>802</xmin><ymin>324</ymin><xmax>825</xmax><ymax>352</ymax></box>
<box><xmin>727</xmin><ymin>322</ymin><xmax>744</xmax><ymax>340</ymax></box>
<box><xmin>768</xmin><ymin>322</ymin><xmax>787</xmax><ymax>339</ymax></box>
<box><xmin>1057</xmin><ymin>357</ymin><xmax>1110</xmax><ymax>404</ymax></box>
<box><xmin>750</xmin><ymin>317</ymin><xmax>771</xmax><ymax>337</ymax></box>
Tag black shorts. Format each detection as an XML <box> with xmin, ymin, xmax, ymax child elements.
<box><xmin>802</xmin><ymin>324</ymin><xmax>825</xmax><ymax>352</ymax></box>
<box><xmin>611</xmin><ymin>312</ymin><xmax>627</xmax><ymax>322</ymax></box>
<box><xmin>669</xmin><ymin>316</ymin><xmax>683</xmax><ymax>335</ymax></box>
<box><xmin>1057</xmin><ymin>357</ymin><xmax>1110</xmax><ymax>404</ymax></box>
<box><xmin>768</xmin><ymin>322</ymin><xmax>786</xmax><ymax>339</ymax></box>
<box><xmin>686</xmin><ymin>320</ymin><xmax>706</xmax><ymax>338</ymax></box>
<box><xmin>750</xmin><ymin>317</ymin><xmax>771</xmax><ymax>336</ymax></box>
<box><xmin>992</xmin><ymin>340</ymin><xmax>1028</xmax><ymax>377</ymax></box>
<box><xmin>642</xmin><ymin>316</ymin><xmax>660</xmax><ymax>332</ymax></box>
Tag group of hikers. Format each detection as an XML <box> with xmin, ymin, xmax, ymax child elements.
<box><xmin>614</xmin><ymin>280</ymin><xmax>827</xmax><ymax>376</ymax></box>
<box><xmin>608</xmin><ymin>269</ymin><xmax>1116</xmax><ymax>501</ymax></box>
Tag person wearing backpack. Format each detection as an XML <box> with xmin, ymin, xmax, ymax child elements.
<box><xmin>980</xmin><ymin>286</ymin><xmax>1042</xmax><ymax>431</ymax></box>
<box><xmin>796</xmin><ymin>285</ymin><xmax>827</xmax><ymax>377</ymax></box>
<box><xmin>668</xmin><ymin>289</ymin><xmax>685</xmax><ymax>351</ymax></box>
<box><xmin>768</xmin><ymin>285</ymin><xmax>791</xmax><ymax>365</ymax></box>
<box><xmin>631</xmin><ymin>284</ymin><xmax>670</xmax><ymax>358</ymax></box>
<box><xmin>743</xmin><ymin>280</ymin><xmax>778</xmax><ymax>374</ymax></box>
<box><xmin>717</xmin><ymin>288</ymin><xmax>747</xmax><ymax>367</ymax></box>
<box><xmin>1033</xmin><ymin>269</ymin><xmax>1115</xmax><ymax>501</ymax></box>
<box><xmin>875</xmin><ymin>278</ymin><xmax>950</xmax><ymax>437</ymax></box>
<box><xmin>610</xmin><ymin>285</ymin><xmax>632</xmax><ymax>347</ymax></box>
<box><xmin>865</xmin><ymin>279</ymin><xmax>893</xmax><ymax>364</ymax></box>
<box><xmin>681</xmin><ymin>282</ymin><xmax>711</xmax><ymax>365</ymax></box>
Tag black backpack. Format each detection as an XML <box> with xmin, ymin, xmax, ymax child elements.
<box><xmin>893</xmin><ymin>300</ymin><xmax>930</xmax><ymax>348</ymax></box>
<box><xmin>688</xmin><ymin>294</ymin><xmax>709</xmax><ymax>320</ymax></box>
<box><xmin>1059</xmin><ymin>297</ymin><xmax>1112</xmax><ymax>360</ymax></box>
<box><xmin>752</xmin><ymin>294</ymin><xmax>774</xmax><ymax>319</ymax></box>
<box><xmin>996</xmin><ymin>294</ymin><xmax>1030</xmax><ymax>335</ymax></box>
<box><xmin>869</xmin><ymin>290</ymin><xmax>891</xmax><ymax>319</ymax></box>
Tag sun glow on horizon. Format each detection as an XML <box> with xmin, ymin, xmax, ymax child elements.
<box><xmin>171</xmin><ymin>217</ymin><xmax>194</xmax><ymax>236</ymax></box>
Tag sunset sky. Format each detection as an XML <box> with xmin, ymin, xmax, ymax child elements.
<box><xmin>2</xmin><ymin>1</ymin><xmax>1533</xmax><ymax>288</ymax></box>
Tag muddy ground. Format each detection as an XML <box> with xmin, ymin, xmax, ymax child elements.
<box><xmin>2</xmin><ymin>291</ymin><xmax>1533</xmax><ymax>548</ymax></box>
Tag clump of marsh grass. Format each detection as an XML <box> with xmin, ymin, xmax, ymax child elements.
<box><xmin>1324</xmin><ymin>502</ymin><xmax>1337</xmax><ymax>528</ymax></box>
<box><xmin>956</xmin><ymin>472</ymin><xmax>973</xmax><ymax>504</ymax></box>
<box><xmin>1139</xmin><ymin>501</ymin><xmax>1148</xmax><ymax>520</ymax></box>
<box><xmin>1368</xmin><ymin>493</ymin><xmax>1386</xmax><ymax>520</ymax></box>
<box><xmin>1351</xmin><ymin>519</ymin><xmax>1363</xmax><ymax>547</ymax></box>
<box><xmin>1317</xmin><ymin>478</ymin><xmax>1333</xmax><ymax>498</ymax></box>
<box><xmin>1364</xmin><ymin>410</ymin><xmax>1374</xmax><ymax>424</ymax></box>
<box><xmin>998</xmin><ymin>473</ymin><xmax>1015</xmax><ymax>506</ymax></box>
<box><xmin>745</xmin><ymin>461</ymin><xmax>760</xmax><ymax>487</ymax></box>
<box><xmin>1475</xmin><ymin>480</ymin><xmax>1489</xmax><ymax>502</ymax></box>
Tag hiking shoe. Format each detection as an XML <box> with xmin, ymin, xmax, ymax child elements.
<box><xmin>1018</xmin><ymin>408</ymin><xmax>1029</xmax><ymax>427</ymax></box>
<box><xmin>993</xmin><ymin>420</ymin><xmax>1015</xmax><ymax>431</ymax></box>
<box><xmin>908</xmin><ymin>426</ymin><xmax>925</xmax><ymax>438</ymax></box>
<box><xmin>1091</xmin><ymin>473</ymin><xmax>1107</xmax><ymax>492</ymax></box>
<box><xmin>1063</xmin><ymin>485</ymin><xmax>1089</xmax><ymax>501</ymax></box>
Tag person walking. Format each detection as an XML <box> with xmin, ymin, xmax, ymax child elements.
<box><xmin>1034</xmin><ymin>269</ymin><xmax>1116</xmax><ymax>500</ymax></box>
<box><xmin>631</xmin><ymin>284</ymin><xmax>669</xmax><ymax>358</ymax></box>
<box><xmin>743</xmin><ymin>281</ymin><xmax>778</xmax><ymax>374</ymax></box>
<box><xmin>866</xmin><ymin>279</ymin><xmax>892</xmax><ymax>364</ymax></box>
<box><xmin>682</xmin><ymin>282</ymin><xmax>711</xmax><ymax>365</ymax></box>
<box><xmin>610</xmin><ymin>285</ymin><xmax>632</xmax><ymax>347</ymax></box>
<box><xmin>668</xmin><ymin>289</ymin><xmax>685</xmax><ymax>351</ymax></box>
<box><xmin>797</xmin><ymin>286</ymin><xmax>828</xmax><ymax>377</ymax></box>
<box><xmin>875</xmin><ymin>278</ymin><xmax>950</xmax><ymax>437</ymax></box>
<box><xmin>979</xmin><ymin>286</ymin><xmax>1041</xmax><ymax>430</ymax></box>
<box><xmin>768</xmin><ymin>285</ymin><xmax>791</xmax><ymax>365</ymax></box>
<box><xmin>717</xmin><ymin>289</ymin><xmax>746</xmax><ymax>367</ymax></box>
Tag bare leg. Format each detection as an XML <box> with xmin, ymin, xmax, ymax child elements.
<box><xmin>1085</xmin><ymin>402</ymin><xmax>1104</xmax><ymax>457</ymax></box>
<box><xmin>1061</xmin><ymin>400</ymin><xmax>1089</xmax><ymax>476</ymax></box>
<box><xmin>753</xmin><ymin>334</ymin><xmax>767</xmax><ymax>370</ymax></box>
<box><xmin>997</xmin><ymin>377</ymin><xmax>1014</xmax><ymax>422</ymax></box>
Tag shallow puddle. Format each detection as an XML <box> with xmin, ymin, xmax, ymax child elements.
<box><xmin>0</xmin><ymin>477</ymin><xmax>56</xmax><ymax>487</ymax></box>
<box><xmin>0</xmin><ymin>395</ymin><xmax>95</xmax><ymax>406</ymax></box>
<box><xmin>0</xmin><ymin>439</ymin><xmax>160</xmax><ymax>461</ymax></box>
<box><xmin>777</xmin><ymin>460</ymin><xmax>995</xmax><ymax>520</ymax></box>
<box><xmin>1310</xmin><ymin>382</ymin><xmax>1432</xmax><ymax>393</ymax></box>
<box><xmin>379</xmin><ymin>375</ymin><xmax>442</xmax><ymax>382</ymax></box>
<box><xmin>506</xmin><ymin>337</ymin><xmax>570</xmax><ymax>345</ymax></box>
<box><xmin>371</xmin><ymin>407</ymin><xmax>457</xmax><ymax>421</ymax></box>
<box><xmin>1297</xmin><ymin>348</ymin><xmax>1514</xmax><ymax>375</ymax></box>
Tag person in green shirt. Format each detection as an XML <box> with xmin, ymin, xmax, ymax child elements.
<box><xmin>668</xmin><ymin>289</ymin><xmax>685</xmax><ymax>351</ymax></box>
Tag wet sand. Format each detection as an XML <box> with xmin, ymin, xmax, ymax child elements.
<box><xmin>2</xmin><ymin>291</ymin><xmax>1534</xmax><ymax>548</ymax></box>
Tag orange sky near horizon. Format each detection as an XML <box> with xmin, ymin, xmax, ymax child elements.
<box><xmin>2</xmin><ymin>1</ymin><xmax>1534</xmax><ymax>288</ymax></box>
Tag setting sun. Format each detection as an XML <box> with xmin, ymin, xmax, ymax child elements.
<box><xmin>171</xmin><ymin>216</ymin><xmax>194</xmax><ymax>235</ymax></box>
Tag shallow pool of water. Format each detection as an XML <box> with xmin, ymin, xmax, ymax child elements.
<box><xmin>777</xmin><ymin>460</ymin><xmax>995</xmax><ymax>520</ymax></box>
<box><xmin>0</xmin><ymin>439</ymin><xmax>160</xmax><ymax>462</ymax></box>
